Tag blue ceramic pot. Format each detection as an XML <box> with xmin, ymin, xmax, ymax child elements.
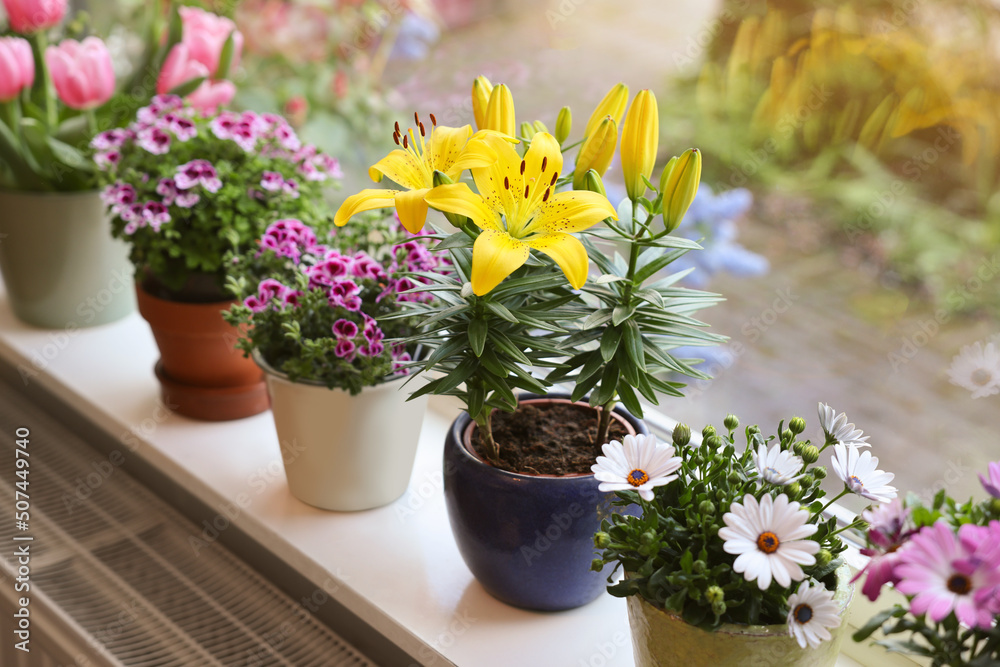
<box><xmin>443</xmin><ymin>393</ymin><xmax>648</xmax><ymax>611</ymax></box>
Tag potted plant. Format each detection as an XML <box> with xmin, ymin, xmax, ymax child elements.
<box><xmin>592</xmin><ymin>403</ymin><xmax>894</xmax><ymax>666</ymax></box>
<box><xmin>0</xmin><ymin>0</ymin><xmax>170</xmax><ymax>328</ymax></box>
<box><xmin>223</xmin><ymin>213</ymin><xmax>446</xmax><ymax>510</ymax></box>
<box><xmin>334</xmin><ymin>79</ymin><xmax>724</xmax><ymax>609</ymax></box>
<box><xmin>851</xmin><ymin>460</ymin><xmax>1000</xmax><ymax>666</ymax></box>
<box><xmin>99</xmin><ymin>95</ymin><xmax>340</xmax><ymax>420</ymax></box>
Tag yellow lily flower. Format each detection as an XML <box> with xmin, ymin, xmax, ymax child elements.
<box><xmin>335</xmin><ymin>115</ymin><xmax>473</xmax><ymax>234</ymax></box>
<box><xmin>425</xmin><ymin>132</ymin><xmax>617</xmax><ymax>295</ymax></box>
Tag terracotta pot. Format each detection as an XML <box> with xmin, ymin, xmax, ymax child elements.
<box><xmin>0</xmin><ymin>189</ymin><xmax>135</xmax><ymax>328</ymax></box>
<box><xmin>135</xmin><ymin>283</ymin><xmax>268</xmax><ymax>421</ymax></box>
<box><xmin>626</xmin><ymin>562</ymin><xmax>855</xmax><ymax>667</ymax></box>
<box><xmin>444</xmin><ymin>394</ymin><xmax>647</xmax><ymax>611</ymax></box>
<box><xmin>257</xmin><ymin>353</ymin><xmax>428</xmax><ymax>511</ymax></box>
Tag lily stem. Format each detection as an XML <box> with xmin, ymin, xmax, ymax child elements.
<box><xmin>595</xmin><ymin>397</ymin><xmax>616</xmax><ymax>455</ymax></box>
<box><xmin>473</xmin><ymin>410</ymin><xmax>499</xmax><ymax>466</ymax></box>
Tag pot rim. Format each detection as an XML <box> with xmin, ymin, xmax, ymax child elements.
<box><xmin>252</xmin><ymin>348</ymin><xmax>410</xmax><ymax>392</ymax></box>
<box><xmin>457</xmin><ymin>395</ymin><xmax>639</xmax><ymax>481</ymax></box>
<box><xmin>627</xmin><ymin>561</ymin><xmax>855</xmax><ymax>636</ymax></box>
<box><xmin>0</xmin><ymin>187</ymin><xmax>102</xmax><ymax>199</ymax></box>
<box><xmin>135</xmin><ymin>280</ymin><xmax>237</xmax><ymax>308</ymax></box>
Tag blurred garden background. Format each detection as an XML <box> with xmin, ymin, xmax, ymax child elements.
<box><xmin>10</xmin><ymin>0</ymin><xmax>999</xmax><ymax>508</ymax></box>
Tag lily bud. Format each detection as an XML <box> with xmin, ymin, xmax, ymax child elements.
<box><xmin>533</xmin><ymin>120</ymin><xmax>549</xmax><ymax>134</ymax></box>
<box><xmin>659</xmin><ymin>147</ymin><xmax>701</xmax><ymax>233</ymax></box>
<box><xmin>555</xmin><ymin>106</ymin><xmax>572</xmax><ymax>144</ymax></box>
<box><xmin>573</xmin><ymin>115</ymin><xmax>617</xmax><ymax>189</ymax></box>
<box><xmin>583</xmin><ymin>169</ymin><xmax>607</xmax><ymax>197</ymax></box>
<box><xmin>471</xmin><ymin>75</ymin><xmax>493</xmax><ymax>130</ymax></box>
<box><xmin>620</xmin><ymin>89</ymin><xmax>658</xmax><ymax>201</ymax></box>
<box><xmin>519</xmin><ymin>121</ymin><xmax>537</xmax><ymax>140</ymax></box>
<box><xmin>584</xmin><ymin>82</ymin><xmax>629</xmax><ymax>139</ymax></box>
<box><xmin>485</xmin><ymin>83</ymin><xmax>515</xmax><ymax>137</ymax></box>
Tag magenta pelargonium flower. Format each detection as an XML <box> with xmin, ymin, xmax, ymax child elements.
<box><xmin>175</xmin><ymin>159</ymin><xmax>222</xmax><ymax>193</ymax></box>
<box><xmin>260</xmin><ymin>171</ymin><xmax>284</xmax><ymax>192</ymax></box>
<box><xmin>332</xmin><ymin>319</ymin><xmax>359</xmax><ymax>339</ymax></box>
<box><xmin>895</xmin><ymin>521</ymin><xmax>1000</xmax><ymax>629</ymax></box>
<box><xmin>980</xmin><ymin>461</ymin><xmax>1000</xmax><ymax>498</ymax></box>
<box><xmin>137</xmin><ymin>126</ymin><xmax>171</xmax><ymax>155</ymax></box>
<box><xmin>334</xmin><ymin>338</ymin><xmax>356</xmax><ymax>360</ymax></box>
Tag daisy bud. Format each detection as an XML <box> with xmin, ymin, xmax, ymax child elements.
<box><xmin>702</xmin><ymin>425</ymin><xmax>717</xmax><ymax>439</ymax></box>
<box><xmin>471</xmin><ymin>75</ymin><xmax>493</xmax><ymax>130</ymax></box>
<box><xmin>793</xmin><ymin>441</ymin><xmax>807</xmax><ymax>456</ymax></box>
<box><xmin>590</xmin><ymin>558</ymin><xmax>605</xmax><ymax>572</ymax></box>
<box><xmin>723</xmin><ymin>414</ymin><xmax>739</xmax><ymax>431</ymax></box>
<box><xmin>711</xmin><ymin>600</ymin><xmax>727</xmax><ymax>616</ymax></box>
<box><xmin>555</xmin><ymin>105</ymin><xmax>572</xmax><ymax>144</ymax></box>
<box><xmin>787</xmin><ymin>482</ymin><xmax>802</xmax><ymax>497</ymax></box>
<box><xmin>727</xmin><ymin>472</ymin><xmax>741</xmax><ymax>485</ymax></box>
<box><xmin>699</xmin><ymin>500</ymin><xmax>716</xmax><ymax>515</ymax></box>
<box><xmin>620</xmin><ymin>89</ymin><xmax>658</xmax><ymax>201</ymax></box>
<box><xmin>816</xmin><ymin>549</ymin><xmax>833</xmax><ymax>567</ymax></box>
<box><xmin>672</xmin><ymin>424</ymin><xmax>691</xmax><ymax>447</ymax></box>
<box><xmin>594</xmin><ymin>531</ymin><xmax>611</xmax><ymax>549</ymax></box>
<box><xmin>706</xmin><ymin>586</ymin><xmax>724</xmax><ymax>603</ymax></box>
<box><xmin>801</xmin><ymin>445</ymin><xmax>820</xmax><ymax>464</ymax></box>
<box><xmin>693</xmin><ymin>560</ymin><xmax>707</xmax><ymax>574</ymax></box>
<box><xmin>705</xmin><ymin>435</ymin><xmax>724</xmax><ymax>451</ymax></box>
<box><xmin>716</xmin><ymin>489</ymin><xmax>728</xmax><ymax>501</ymax></box>
<box><xmin>639</xmin><ymin>530</ymin><xmax>657</xmax><ymax>547</ymax></box>
<box><xmin>789</xmin><ymin>417</ymin><xmax>806</xmax><ymax>434</ymax></box>
<box><xmin>747</xmin><ymin>425</ymin><xmax>761</xmax><ymax>437</ymax></box>
<box><xmin>989</xmin><ymin>498</ymin><xmax>1000</xmax><ymax>515</ymax></box>
<box><xmin>812</xmin><ymin>466</ymin><xmax>828</xmax><ymax>480</ymax></box>
<box><xmin>782</xmin><ymin>429</ymin><xmax>794</xmax><ymax>442</ymax></box>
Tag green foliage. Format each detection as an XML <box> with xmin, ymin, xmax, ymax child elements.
<box><xmin>97</xmin><ymin>99</ymin><xmax>337</xmax><ymax>293</ymax></box>
<box><xmin>594</xmin><ymin>417</ymin><xmax>848</xmax><ymax>629</ymax></box>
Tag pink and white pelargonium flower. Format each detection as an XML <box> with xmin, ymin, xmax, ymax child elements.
<box><xmin>175</xmin><ymin>159</ymin><xmax>222</xmax><ymax>193</ymax></box>
<box><xmin>136</xmin><ymin>126</ymin><xmax>171</xmax><ymax>155</ymax></box>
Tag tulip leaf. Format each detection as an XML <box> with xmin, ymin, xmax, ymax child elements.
<box><xmin>600</xmin><ymin>326</ymin><xmax>621</xmax><ymax>362</ymax></box>
<box><xmin>169</xmin><ymin>76</ymin><xmax>206</xmax><ymax>98</ymax></box>
<box><xmin>468</xmin><ymin>318</ymin><xmax>487</xmax><ymax>357</ymax></box>
<box><xmin>216</xmin><ymin>30</ymin><xmax>236</xmax><ymax>81</ymax></box>
<box><xmin>47</xmin><ymin>137</ymin><xmax>93</xmax><ymax>172</ymax></box>
<box><xmin>0</xmin><ymin>119</ymin><xmax>48</xmax><ymax>190</ymax></box>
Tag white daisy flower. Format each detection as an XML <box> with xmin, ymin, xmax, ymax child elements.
<box><xmin>719</xmin><ymin>494</ymin><xmax>819</xmax><ymax>590</ymax></box>
<box><xmin>946</xmin><ymin>340</ymin><xmax>1000</xmax><ymax>399</ymax></box>
<box><xmin>817</xmin><ymin>403</ymin><xmax>870</xmax><ymax>447</ymax></box>
<box><xmin>592</xmin><ymin>433</ymin><xmax>682</xmax><ymax>501</ymax></box>
<box><xmin>831</xmin><ymin>444</ymin><xmax>897</xmax><ymax>503</ymax></box>
<box><xmin>753</xmin><ymin>442</ymin><xmax>805</xmax><ymax>486</ymax></box>
<box><xmin>786</xmin><ymin>581</ymin><xmax>842</xmax><ymax>649</ymax></box>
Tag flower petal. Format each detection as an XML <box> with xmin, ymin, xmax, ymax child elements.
<box><xmin>471</xmin><ymin>229</ymin><xmax>530</xmax><ymax>295</ymax></box>
<box><xmin>334</xmin><ymin>188</ymin><xmax>401</xmax><ymax>227</ymax></box>
<box><xmin>368</xmin><ymin>149</ymin><xmax>427</xmax><ymax>189</ymax></box>
<box><xmin>525</xmin><ymin>190</ymin><xmax>618</xmax><ymax>236</ymax></box>
<box><xmin>394</xmin><ymin>187</ymin><xmax>431</xmax><ymax>234</ymax></box>
<box><xmin>525</xmin><ymin>233</ymin><xmax>589</xmax><ymax>289</ymax></box>
<box><xmin>425</xmin><ymin>183</ymin><xmax>502</xmax><ymax>232</ymax></box>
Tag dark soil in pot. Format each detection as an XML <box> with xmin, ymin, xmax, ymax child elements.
<box><xmin>471</xmin><ymin>402</ymin><xmax>630</xmax><ymax>476</ymax></box>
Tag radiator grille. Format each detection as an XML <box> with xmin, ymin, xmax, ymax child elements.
<box><xmin>0</xmin><ymin>380</ymin><xmax>373</xmax><ymax>667</ymax></box>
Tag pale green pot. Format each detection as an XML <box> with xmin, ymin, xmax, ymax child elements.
<box><xmin>626</xmin><ymin>563</ymin><xmax>855</xmax><ymax>667</ymax></box>
<box><xmin>0</xmin><ymin>190</ymin><xmax>135</xmax><ymax>329</ymax></box>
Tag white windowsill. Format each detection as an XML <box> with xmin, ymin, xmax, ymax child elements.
<box><xmin>0</xmin><ymin>285</ymin><xmax>916</xmax><ymax>666</ymax></box>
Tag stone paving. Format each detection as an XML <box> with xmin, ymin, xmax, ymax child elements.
<box><xmin>382</xmin><ymin>0</ymin><xmax>999</xmax><ymax>507</ymax></box>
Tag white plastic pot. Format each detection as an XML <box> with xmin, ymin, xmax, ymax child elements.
<box><xmin>258</xmin><ymin>355</ymin><xmax>428</xmax><ymax>511</ymax></box>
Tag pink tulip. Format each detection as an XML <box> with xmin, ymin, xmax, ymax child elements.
<box><xmin>45</xmin><ymin>37</ymin><xmax>115</xmax><ymax>110</ymax></box>
<box><xmin>1</xmin><ymin>0</ymin><xmax>66</xmax><ymax>34</ymax></box>
<box><xmin>185</xmin><ymin>79</ymin><xmax>235</xmax><ymax>113</ymax></box>
<box><xmin>0</xmin><ymin>37</ymin><xmax>34</xmax><ymax>102</ymax></box>
<box><xmin>157</xmin><ymin>42</ymin><xmax>209</xmax><ymax>95</ymax></box>
<box><xmin>179</xmin><ymin>6</ymin><xmax>243</xmax><ymax>76</ymax></box>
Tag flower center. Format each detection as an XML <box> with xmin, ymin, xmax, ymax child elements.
<box><xmin>627</xmin><ymin>469</ymin><xmax>649</xmax><ymax>487</ymax></box>
<box><xmin>757</xmin><ymin>531</ymin><xmax>780</xmax><ymax>554</ymax></box>
<box><xmin>765</xmin><ymin>466</ymin><xmax>780</xmax><ymax>477</ymax></box>
<box><xmin>971</xmin><ymin>368</ymin><xmax>993</xmax><ymax>387</ymax></box>
<box><xmin>793</xmin><ymin>603</ymin><xmax>813</xmax><ymax>624</ymax></box>
<box><xmin>848</xmin><ymin>475</ymin><xmax>864</xmax><ymax>490</ymax></box>
<box><xmin>947</xmin><ymin>573</ymin><xmax>972</xmax><ymax>595</ymax></box>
